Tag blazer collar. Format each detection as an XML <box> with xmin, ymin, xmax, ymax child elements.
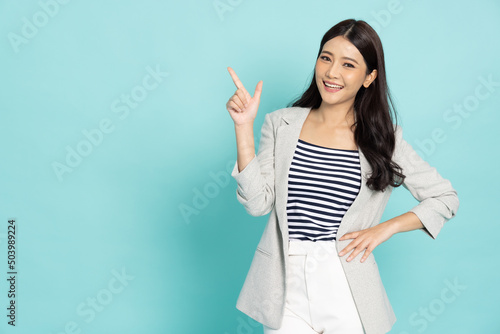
<box><xmin>279</xmin><ymin>106</ymin><xmax>311</xmax><ymax>126</ymax></box>
<box><xmin>274</xmin><ymin>107</ymin><xmax>375</xmax><ymax>252</ymax></box>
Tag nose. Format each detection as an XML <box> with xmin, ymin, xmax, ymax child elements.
<box><xmin>326</xmin><ymin>61</ymin><xmax>341</xmax><ymax>79</ymax></box>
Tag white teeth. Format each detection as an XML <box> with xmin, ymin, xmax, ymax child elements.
<box><xmin>324</xmin><ymin>82</ymin><xmax>343</xmax><ymax>89</ymax></box>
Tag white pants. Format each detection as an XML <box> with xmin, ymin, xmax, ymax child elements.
<box><xmin>263</xmin><ymin>240</ymin><xmax>365</xmax><ymax>334</ymax></box>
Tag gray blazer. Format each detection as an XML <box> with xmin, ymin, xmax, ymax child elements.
<box><xmin>230</xmin><ymin>106</ymin><xmax>459</xmax><ymax>334</ymax></box>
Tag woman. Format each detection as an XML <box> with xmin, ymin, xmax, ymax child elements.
<box><xmin>226</xmin><ymin>19</ymin><xmax>459</xmax><ymax>334</ymax></box>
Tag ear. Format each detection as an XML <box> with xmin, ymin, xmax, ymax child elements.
<box><xmin>363</xmin><ymin>69</ymin><xmax>378</xmax><ymax>88</ymax></box>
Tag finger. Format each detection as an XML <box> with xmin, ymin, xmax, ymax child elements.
<box><xmin>360</xmin><ymin>249</ymin><xmax>372</xmax><ymax>263</ymax></box>
<box><xmin>227</xmin><ymin>67</ymin><xmax>249</xmax><ymax>95</ymax></box>
<box><xmin>338</xmin><ymin>238</ymin><xmax>358</xmax><ymax>256</ymax></box>
<box><xmin>339</xmin><ymin>231</ymin><xmax>357</xmax><ymax>241</ymax></box>
<box><xmin>346</xmin><ymin>243</ymin><xmax>367</xmax><ymax>262</ymax></box>
<box><xmin>235</xmin><ymin>89</ymin><xmax>248</xmax><ymax>106</ymax></box>
<box><xmin>231</xmin><ymin>94</ymin><xmax>245</xmax><ymax>110</ymax></box>
<box><xmin>253</xmin><ymin>80</ymin><xmax>263</xmax><ymax>102</ymax></box>
<box><xmin>227</xmin><ymin>100</ymin><xmax>242</xmax><ymax>113</ymax></box>
<box><xmin>346</xmin><ymin>249</ymin><xmax>360</xmax><ymax>262</ymax></box>
<box><xmin>338</xmin><ymin>247</ymin><xmax>348</xmax><ymax>257</ymax></box>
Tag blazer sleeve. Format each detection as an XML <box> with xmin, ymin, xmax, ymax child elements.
<box><xmin>393</xmin><ymin>125</ymin><xmax>460</xmax><ymax>239</ymax></box>
<box><xmin>230</xmin><ymin>112</ymin><xmax>276</xmax><ymax>216</ymax></box>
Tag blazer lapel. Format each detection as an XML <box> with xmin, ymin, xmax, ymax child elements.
<box><xmin>274</xmin><ymin>107</ymin><xmax>374</xmax><ymax>251</ymax></box>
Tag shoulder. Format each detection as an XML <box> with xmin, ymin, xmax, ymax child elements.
<box><xmin>393</xmin><ymin>123</ymin><xmax>403</xmax><ymax>138</ymax></box>
<box><xmin>392</xmin><ymin>123</ymin><xmax>405</xmax><ymax>148</ymax></box>
<box><xmin>264</xmin><ymin>106</ymin><xmax>309</xmax><ymax>123</ymax></box>
<box><xmin>391</xmin><ymin>123</ymin><xmax>414</xmax><ymax>163</ymax></box>
<box><xmin>266</xmin><ymin>106</ymin><xmax>302</xmax><ymax>117</ymax></box>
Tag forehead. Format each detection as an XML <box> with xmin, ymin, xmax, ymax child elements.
<box><xmin>321</xmin><ymin>36</ymin><xmax>363</xmax><ymax>60</ymax></box>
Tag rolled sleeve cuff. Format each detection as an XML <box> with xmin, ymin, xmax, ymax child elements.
<box><xmin>231</xmin><ymin>155</ymin><xmax>261</xmax><ymax>201</ymax></box>
<box><xmin>408</xmin><ymin>205</ymin><xmax>444</xmax><ymax>240</ymax></box>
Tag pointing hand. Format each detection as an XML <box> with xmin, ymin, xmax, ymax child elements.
<box><xmin>226</xmin><ymin>67</ymin><xmax>263</xmax><ymax>126</ymax></box>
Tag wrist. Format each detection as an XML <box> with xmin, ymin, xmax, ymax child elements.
<box><xmin>234</xmin><ymin>122</ymin><xmax>254</xmax><ymax>130</ymax></box>
<box><xmin>382</xmin><ymin>219</ymin><xmax>401</xmax><ymax>235</ymax></box>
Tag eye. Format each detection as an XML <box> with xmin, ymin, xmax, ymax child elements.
<box><xmin>320</xmin><ymin>56</ymin><xmax>330</xmax><ymax>61</ymax></box>
<box><xmin>344</xmin><ymin>63</ymin><xmax>355</xmax><ymax>68</ymax></box>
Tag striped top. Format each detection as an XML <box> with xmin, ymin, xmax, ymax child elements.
<box><xmin>286</xmin><ymin>139</ymin><xmax>361</xmax><ymax>242</ymax></box>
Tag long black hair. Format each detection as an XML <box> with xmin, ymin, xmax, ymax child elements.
<box><xmin>288</xmin><ymin>19</ymin><xmax>405</xmax><ymax>191</ymax></box>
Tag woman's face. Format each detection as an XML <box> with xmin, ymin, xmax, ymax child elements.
<box><xmin>315</xmin><ymin>36</ymin><xmax>377</xmax><ymax>110</ymax></box>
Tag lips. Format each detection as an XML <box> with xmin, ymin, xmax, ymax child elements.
<box><xmin>323</xmin><ymin>80</ymin><xmax>344</xmax><ymax>89</ymax></box>
<box><xmin>322</xmin><ymin>80</ymin><xmax>343</xmax><ymax>93</ymax></box>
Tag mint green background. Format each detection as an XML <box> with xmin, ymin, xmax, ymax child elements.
<box><xmin>0</xmin><ymin>1</ymin><xmax>499</xmax><ymax>333</ymax></box>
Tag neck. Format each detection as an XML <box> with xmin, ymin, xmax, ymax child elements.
<box><xmin>313</xmin><ymin>101</ymin><xmax>356</xmax><ymax>129</ymax></box>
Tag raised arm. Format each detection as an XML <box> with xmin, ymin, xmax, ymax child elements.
<box><xmin>226</xmin><ymin>67</ymin><xmax>263</xmax><ymax>172</ymax></box>
<box><xmin>226</xmin><ymin>67</ymin><xmax>275</xmax><ymax>216</ymax></box>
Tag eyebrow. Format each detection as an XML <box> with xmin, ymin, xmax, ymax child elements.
<box><xmin>321</xmin><ymin>50</ymin><xmax>359</xmax><ymax>65</ymax></box>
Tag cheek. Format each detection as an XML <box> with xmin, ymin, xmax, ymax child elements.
<box><xmin>344</xmin><ymin>74</ymin><xmax>365</xmax><ymax>88</ymax></box>
<box><xmin>315</xmin><ymin>60</ymin><xmax>326</xmax><ymax>74</ymax></box>
<box><xmin>315</xmin><ymin>70</ymin><xmax>323</xmax><ymax>85</ymax></box>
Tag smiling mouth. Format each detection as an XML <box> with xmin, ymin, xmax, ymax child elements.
<box><xmin>323</xmin><ymin>81</ymin><xmax>344</xmax><ymax>91</ymax></box>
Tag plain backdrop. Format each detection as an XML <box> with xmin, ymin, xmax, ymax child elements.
<box><xmin>1</xmin><ymin>0</ymin><xmax>499</xmax><ymax>333</ymax></box>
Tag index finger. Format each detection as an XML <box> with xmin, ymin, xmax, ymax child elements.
<box><xmin>227</xmin><ymin>67</ymin><xmax>248</xmax><ymax>93</ymax></box>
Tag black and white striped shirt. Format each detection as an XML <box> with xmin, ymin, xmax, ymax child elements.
<box><xmin>286</xmin><ymin>139</ymin><xmax>361</xmax><ymax>242</ymax></box>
